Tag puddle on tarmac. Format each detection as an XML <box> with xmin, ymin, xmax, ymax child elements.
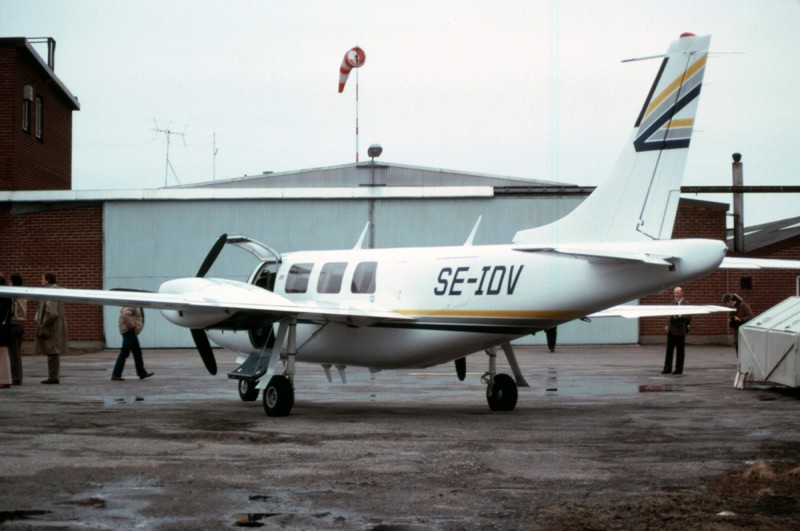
<box><xmin>0</xmin><ymin>510</ymin><xmax>51</xmax><ymax>524</ymax></box>
<box><xmin>542</xmin><ymin>368</ymin><xmax>641</xmax><ymax>396</ymax></box>
<box><xmin>232</xmin><ymin>512</ymin><xmax>280</xmax><ymax>527</ymax></box>
<box><xmin>104</xmin><ymin>396</ymin><xmax>145</xmax><ymax>405</ymax></box>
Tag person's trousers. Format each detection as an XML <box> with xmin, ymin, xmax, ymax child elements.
<box><xmin>47</xmin><ymin>354</ymin><xmax>60</xmax><ymax>381</ymax></box>
<box><xmin>113</xmin><ymin>331</ymin><xmax>147</xmax><ymax>378</ymax></box>
<box><xmin>0</xmin><ymin>346</ymin><xmax>11</xmax><ymax>385</ymax></box>
<box><xmin>664</xmin><ymin>333</ymin><xmax>686</xmax><ymax>373</ymax></box>
<box><xmin>9</xmin><ymin>324</ymin><xmax>23</xmax><ymax>384</ymax></box>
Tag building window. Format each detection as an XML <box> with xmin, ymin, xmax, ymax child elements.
<box><xmin>22</xmin><ymin>99</ymin><xmax>30</xmax><ymax>132</ymax></box>
<box><xmin>35</xmin><ymin>96</ymin><xmax>43</xmax><ymax>140</ymax></box>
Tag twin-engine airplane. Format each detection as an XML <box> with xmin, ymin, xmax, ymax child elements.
<box><xmin>4</xmin><ymin>33</ymin><xmax>798</xmax><ymax>416</ymax></box>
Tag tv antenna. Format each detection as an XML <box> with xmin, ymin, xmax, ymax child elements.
<box><xmin>151</xmin><ymin>119</ymin><xmax>187</xmax><ymax>187</ymax></box>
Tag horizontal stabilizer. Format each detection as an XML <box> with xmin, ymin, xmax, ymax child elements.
<box><xmin>513</xmin><ymin>243</ymin><xmax>675</xmax><ymax>267</ymax></box>
<box><xmin>721</xmin><ymin>257</ymin><xmax>800</xmax><ymax>270</ymax></box>
<box><xmin>590</xmin><ymin>304</ymin><xmax>732</xmax><ymax>319</ymax></box>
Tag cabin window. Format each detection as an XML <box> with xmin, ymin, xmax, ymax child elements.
<box><xmin>253</xmin><ymin>262</ymin><xmax>278</xmax><ymax>291</ymax></box>
<box><xmin>285</xmin><ymin>263</ymin><xmax>313</xmax><ymax>293</ymax></box>
<box><xmin>351</xmin><ymin>261</ymin><xmax>377</xmax><ymax>294</ymax></box>
<box><xmin>317</xmin><ymin>262</ymin><xmax>347</xmax><ymax>294</ymax></box>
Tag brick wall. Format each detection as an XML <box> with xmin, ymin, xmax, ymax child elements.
<box><xmin>640</xmin><ymin>200</ymin><xmax>800</xmax><ymax>344</ymax></box>
<box><xmin>0</xmin><ymin>204</ymin><xmax>104</xmax><ymax>346</ymax></box>
<box><xmin>0</xmin><ymin>43</ymin><xmax>73</xmax><ymax>191</ymax></box>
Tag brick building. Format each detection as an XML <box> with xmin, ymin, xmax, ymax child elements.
<box><xmin>0</xmin><ymin>37</ymin><xmax>96</xmax><ymax>345</ymax></box>
<box><xmin>0</xmin><ymin>37</ymin><xmax>80</xmax><ymax>191</ymax></box>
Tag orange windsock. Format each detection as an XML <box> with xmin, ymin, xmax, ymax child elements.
<box><xmin>338</xmin><ymin>46</ymin><xmax>365</xmax><ymax>93</ymax></box>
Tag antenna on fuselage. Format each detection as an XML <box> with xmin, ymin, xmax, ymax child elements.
<box><xmin>463</xmin><ymin>216</ymin><xmax>483</xmax><ymax>246</ymax></box>
<box><xmin>354</xmin><ymin>222</ymin><xmax>370</xmax><ymax>249</ymax></box>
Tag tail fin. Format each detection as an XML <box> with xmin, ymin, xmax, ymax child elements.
<box><xmin>513</xmin><ymin>33</ymin><xmax>711</xmax><ymax>244</ymax></box>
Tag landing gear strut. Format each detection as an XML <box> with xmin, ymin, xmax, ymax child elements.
<box><xmin>262</xmin><ymin>317</ymin><xmax>297</xmax><ymax>417</ymax></box>
<box><xmin>482</xmin><ymin>344</ymin><xmax>521</xmax><ymax>411</ymax></box>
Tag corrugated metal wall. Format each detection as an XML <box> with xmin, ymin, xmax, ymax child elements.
<box><xmin>103</xmin><ymin>193</ymin><xmax>637</xmax><ymax>349</ymax></box>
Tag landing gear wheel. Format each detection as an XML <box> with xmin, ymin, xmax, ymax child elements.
<box><xmin>238</xmin><ymin>379</ymin><xmax>260</xmax><ymax>402</ymax></box>
<box><xmin>263</xmin><ymin>375</ymin><xmax>295</xmax><ymax>417</ymax></box>
<box><xmin>486</xmin><ymin>373</ymin><xmax>518</xmax><ymax>411</ymax></box>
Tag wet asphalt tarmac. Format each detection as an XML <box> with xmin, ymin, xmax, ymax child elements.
<box><xmin>1</xmin><ymin>344</ymin><xmax>799</xmax><ymax>529</ymax></box>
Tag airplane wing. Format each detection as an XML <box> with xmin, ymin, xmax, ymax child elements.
<box><xmin>589</xmin><ymin>304</ymin><xmax>733</xmax><ymax>319</ymax></box>
<box><xmin>720</xmin><ymin>257</ymin><xmax>800</xmax><ymax>269</ymax></box>
<box><xmin>0</xmin><ymin>284</ymin><xmax>412</xmax><ymax>324</ymax></box>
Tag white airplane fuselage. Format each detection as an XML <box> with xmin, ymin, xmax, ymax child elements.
<box><xmin>203</xmin><ymin>238</ymin><xmax>727</xmax><ymax>368</ymax></box>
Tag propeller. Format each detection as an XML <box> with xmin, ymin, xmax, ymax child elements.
<box><xmin>191</xmin><ymin>328</ymin><xmax>218</xmax><ymax>375</ymax></box>
<box><xmin>196</xmin><ymin>233</ymin><xmax>228</xmax><ymax>278</ymax></box>
<box><xmin>190</xmin><ymin>234</ymin><xmax>228</xmax><ymax>374</ymax></box>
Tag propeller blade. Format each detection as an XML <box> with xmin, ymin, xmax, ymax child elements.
<box><xmin>196</xmin><ymin>233</ymin><xmax>228</xmax><ymax>277</ymax></box>
<box><xmin>455</xmin><ymin>357</ymin><xmax>466</xmax><ymax>381</ymax></box>
<box><xmin>191</xmin><ymin>328</ymin><xmax>218</xmax><ymax>375</ymax></box>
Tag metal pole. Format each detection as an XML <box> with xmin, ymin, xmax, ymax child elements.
<box><xmin>355</xmin><ymin>68</ymin><xmax>359</xmax><ymax>163</ymax></box>
<box><xmin>731</xmin><ymin>153</ymin><xmax>745</xmax><ymax>253</ymax></box>
<box><xmin>732</xmin><ymin>152</ymin><xmax>745</xmax><ymax>253</ymax></box>
<box><xmin>369</xmin><ymin>158</ymin><xmax>375</xmax><ymax>248</ymax></box>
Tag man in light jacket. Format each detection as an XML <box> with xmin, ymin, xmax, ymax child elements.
<box><xmin>111</xmin><ymin>306</ymin><xmax>153</xmax><ymax>381</ymax></box>
<box><xmin>35</xmin><ymin>272</ymin><xmax>68</xmax><ymax>384</ymax></box>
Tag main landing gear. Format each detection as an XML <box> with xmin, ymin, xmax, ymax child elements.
<box><xmin>481</xmin><ymin>342</ymin><xmax>530</xmax><ymax>412</ymax></box>
<box><xmin>228</xmin><ymin>318</ymin><xmax>298</xmax><ymax>417</ymax></box>
<box><xmin>263</xmin><ymin>375</ymin><xmax>294</xmax><ymax>417</ymax></box>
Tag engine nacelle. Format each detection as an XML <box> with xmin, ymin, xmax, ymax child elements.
<box><xmin>157</xmin><ymin>277</ymin><xmax>288</xmax><ymax>329</ymax></box>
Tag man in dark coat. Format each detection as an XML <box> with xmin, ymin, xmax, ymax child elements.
<box><xmin>662</xmin><ymin>286</ymin><xmax>691</xmax><ymax>375</ymax></box>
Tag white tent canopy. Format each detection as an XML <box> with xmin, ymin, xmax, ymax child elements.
<box><xmin>737</xmin><ymin>297</ymin><xmax>800</xmax><ymax>388</ymax></box>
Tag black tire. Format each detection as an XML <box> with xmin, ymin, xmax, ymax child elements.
<box><xmin>486</xmin><ymin>373</ymin><xmax>518</xmax><ymax>412</ymax></box>
<box><xmin>238</xmin><ymin>379</ymin><xmax>260</xmax><ymax>402</ymax></box>
<box><xmin>262</xmin><ymin>375</ymin><xmax>295</xmax><ymax>417</ymax></box>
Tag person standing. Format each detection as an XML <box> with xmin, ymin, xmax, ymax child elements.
<box><xmin>662</xmin><ymin>286</ymin><xmax>691</xmax><ymax>375</ymax></box>
<box><xmin>9</xmin><ymin>273</ymin><xmax>27</xmax><ymax>385</ymax></box>
<box><xmin>35</xmin><ymin>273</ymin><xmax>68</xmax><ymax>384</ymax></box>
<box><xmin>111</xmin><ymin>306</ymin><xmax>153</xmax><ymax>381</ymax></box>
<box><xmin>722</xmin><ymin>293</ymin><xmax>754</xmax><ymax>354</ymax></box>
<box><xmin>0</xmin><ymin>275</ymin><xmax>13</xmax><ymax>389</ymax></box>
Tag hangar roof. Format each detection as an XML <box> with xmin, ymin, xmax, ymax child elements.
<box><xmin>173</xmin><ymin>161</ymin><xmax>573</xmax><ymax>190</ymax></box>
<box><xmin>728</xmin><ymin>215</ymin><xmax>800</xmax><ymax>254</ymax></box>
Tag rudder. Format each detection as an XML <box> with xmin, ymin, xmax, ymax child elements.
<box><xmin>513</xmin><ymin>33</ymin><xmax>711</xmax><ymax>244</ymax></box>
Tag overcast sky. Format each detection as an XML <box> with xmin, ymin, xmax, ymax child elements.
<box><xmin>3</xmin><ymin>0</ymin><xmax>799</xmax><ymax>226</ymax></box>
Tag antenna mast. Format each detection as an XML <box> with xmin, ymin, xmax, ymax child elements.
<box><xmin>151</xmin><ymin>119</ymin><xmax>187</xmax><ymax>187</ymax></box>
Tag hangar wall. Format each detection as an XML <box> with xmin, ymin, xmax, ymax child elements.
<box><xmin>102</xmin><ymin>195</ymin><xmax>639</xmax><ymax>349</ymax></box>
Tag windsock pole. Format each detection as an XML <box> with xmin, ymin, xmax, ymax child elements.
<box><xmin>338</xmin><ymin>46</ymin><xmax>365</xmax><ymax>163</ymax></box>
<box><xmin>356</xmin><ymin>68</ymin><xmax>359</xmax><ymax>163</ymax></box>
